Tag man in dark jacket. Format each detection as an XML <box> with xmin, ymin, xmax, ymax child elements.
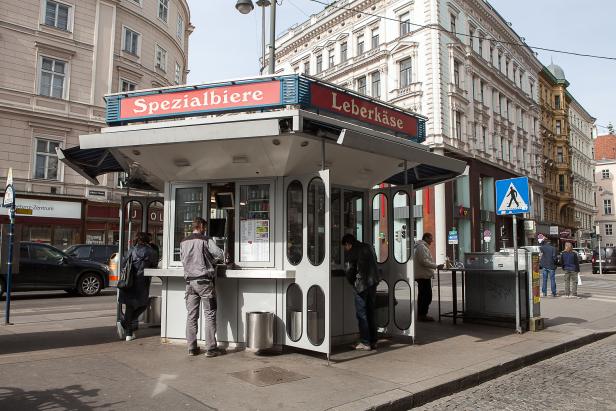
<box><xmin>560</xmin><ymin>242</ymin><xmax>581</xmax><ymax>298</ymax></box>
<box><xmin>342</xmin><ymin>234</ymin><xmax>379</xmax><ymax>350</ymax></box>
<box><xmin>539</xmin><ymin>239</ymin><xmax>558</xmax><ymax>297</ymax></box>
<box><xmin>117</xmin><ymin>232</ymin><xmax>158</xmax><ymax>341</ymax></box>
<box><xmin>180</xmin><ymin>217</ymin><xmax>224</xmax><ymax>357</ymax></box>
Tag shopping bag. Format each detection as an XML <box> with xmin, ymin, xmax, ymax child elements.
<box><xmin>577</xmin><ymin>273</ymin><xmax>583</xmax><ymax>286</ymax></box>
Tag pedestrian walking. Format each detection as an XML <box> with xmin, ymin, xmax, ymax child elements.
<box><xmin>117</xmin><ymin>232</ymin><xmax>158</xmax><ymax>341</ymax></box>
<box><xmin>413</xmin><ymin>233</ymin><xmax>443</xmax><ymax>322</ymax></box>
<box><xmin>180</xmin><ymin>217</ymin><xmax>224</xmax><ymax>357</ymax></box>
<box><xmin>560</xmin><ymin>242</ymin><xmax>581</xmax><ymax>298</ymax></box>
<box><xmin>539</xmin><ymin>238</ymin><xmax>559</xmax><ymax>297</ymax></box>
<box><xmin>342</xmin><ymin>234</ymin><xmax>380</xmax><ymax>350</ymax></box>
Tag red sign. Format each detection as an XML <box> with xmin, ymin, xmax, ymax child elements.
<box><xmin>119</xmin><ymin>81</ymin><xmax>282</xmax><ymax>121</ymax></box>
<box><xmin>309</xmin><ymin>83</ymin><xmax>419</xmax><ymax>137</ymax></box>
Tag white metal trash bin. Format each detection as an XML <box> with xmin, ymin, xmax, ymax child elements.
<box><xmin>246</xmin><ymin>311</ymin><xmax>274</xmax><ymax>351</ymax></box>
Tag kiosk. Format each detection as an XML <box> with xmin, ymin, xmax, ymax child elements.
<box><xmin>59</xmin><ymin>75</ymin><xmax>466</xmax><ymax>358</ymax></box>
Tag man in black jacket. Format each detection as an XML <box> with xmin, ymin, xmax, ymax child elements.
<box><xmin>342</xmin><ymin>234</ymin><xmax>380</xmax><ymax>350</ymax></box>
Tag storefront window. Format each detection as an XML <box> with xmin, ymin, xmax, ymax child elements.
<box><xmin>307</xmin><ymin>178</ymin><xmax>325</xmax><ymax>266</ymax></box>
<box><xmin>393</xmin><ymin>191</ymin><xmax>411</xmax><ymax>264</ymax></box>
<box><xmin>147</xmin><ymin>200</ymin><xmax>164</xmax><ymax>260</ymax></box>
<box><xmin>344</xmin><ymin>190</ymin><xmax>363</xmax><ymax>241</ymax></box>
<box><xmin>372</xmin><ymin>193</ymin><xmax>388</xmax><ymax>263</ymax></box>
<box><xmin>173</xmin><ymin>188</ymin><xmax>203</xmax><ymax>261</ymax></box>
<box><xmin>287</xmin><ymin>181</ymin><xmax>303</xmax><ymax>265</ymax></box>
<box><xmin>331</xmin><ymin>188</ymin><xmax>341</xmax><ymax>265</ymax></box>
<box><xmin>239</xmin><ymin>184</ymin><xmax>271</xmax><ymax>263</ymax></box>
<box><xmin>22</xmin><ymin>225</ymin><xmax>52</xmax><ymax>244</ymax></box>
<box><xmin>52</xmin><ymin>227</ymin><xmax>79</xmax><ymax>249</ymax></box>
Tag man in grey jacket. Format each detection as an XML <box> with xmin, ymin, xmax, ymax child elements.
<box><xmin>180</xmin><ymin>217</ymin><xmax>224</xmax><ymax>357</ymax></box>
<box><xmin>414</xmin><ymin>233</ymin><xmax>443</xmax><ymax>322</ymax></box>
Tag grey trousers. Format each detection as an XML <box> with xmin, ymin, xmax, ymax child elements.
<box><xmin>564</xmin><ymin>270</ymin><xmax>578</xmax><ymax>296</ymax></box>
<box><xmin>185</xmin><ymin>279</ymin><xmax>217</xmax><ymax>350</ymax></box>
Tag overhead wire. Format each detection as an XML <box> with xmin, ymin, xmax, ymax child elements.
<box><xmin>306</xmin><ymin>0</ymin><xmax>616</xmax><ymax>61</ymax></box>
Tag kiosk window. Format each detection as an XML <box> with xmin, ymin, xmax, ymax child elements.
<box><xmin>331</xmin><ymin>188</ymin><xmax>341</xmax><ymax>265</ymax></box>
<box><xmin>344</xmin><ymin>190</ymin><xmax>363</xmax><ymax>241</ymax></box>
<box><xmin>307</xmin><ymin>178</ymin><xmax>326</xmax><ymax>266</ymax></box>
<box><xmin>372</xmin><ymin>193</ymin><xmax>388</xmax><ymax>263</ymax></box>
<box><xmin>287</xmin><ymin>181</ymin><xmax>303</xmax><ymax>265</ymax></box>
<box><xmin>239</xmin><ymin>184</ymin><xmax>271</xmax><ymax>262</ymax></box>
<box><xmin>393</xmin><ymin>191</ymin><xmax>411</xmax><ymax>264</ymax></box>
<box><xmin>173</xmin><ymin>187</ymin><xmax>203</xmax><ymax>261</ymax></box>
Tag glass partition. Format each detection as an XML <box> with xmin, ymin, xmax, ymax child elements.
<box><xmin>124</xmin><ymin>200</ymin><xmax>143</xmax><ymax>254</ymax></box>
<box><xmin>173</xmin><ymin>188</ymin><xmax>203</xmax><ymax>261</ymax></box>
<box><xmin>307</xmin><ymin>178</ymin><xmax>325</xmax><ymax>266</ymax></box>
<box><xmin>331</xmin><ymin>187</ymin><xmax>341</xmax><ymax>265</ymax></box>
<box><xmin>286</xmin><ymin>283</ymin><xmax>303</xmax><ymax>342</ymax></box>
<box><xmin>372</xmin><ymin>193</ymin><xmax>388</xmax><ymax>263</ymax></box>
<box><xmin>344</xmin><ymin>190</ymin><xmax>364</xmax><ymax>241</ymax></box>
<box><xmin>393</xmin><ymin>191</ymin><xmax>411</xmax><ymax>264</ymax></box>
<box><xmin>287</xmin><ymin>181</ymin><xmax>303</xmax><ymax>265</ymax></box>
<box><xmin>394</xmin><ymin>280</ymin><xmax>412</xmax><ymax>330</ymax></box>
<box><xmin>239</xmin><ymin>183</ymin><xmax>271</xmax><ymax>263</ymax></box>
<box><xmin>307</xmin><ymin>285</ymin><xmax>325</xmax><ymax>346</ymax></box>
<box><xmin>147</xmin><ymin>200</ymin><xmax>164</xmax><ymax>264</ymax></box>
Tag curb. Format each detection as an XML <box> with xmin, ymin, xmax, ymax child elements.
<box><xmin>353</xmin><ymin>330</ymin><xmax>616</xmax><ymax>411</ymax></box>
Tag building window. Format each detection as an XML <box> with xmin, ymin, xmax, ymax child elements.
<box><xmin>44</xmin><ymin>0</ymin><xmax>70</xmax><ymax>31</ymax></box>
<box><xmin>357</xmin><ymin>35</ymin><xmax>364</xmax><ymax>55</ymax></box>
<box><xmin>316</xmin><ymin>54</ymin><xmax>322</xmax><ymax>74</ymax></box>
<box><xmin>556</xmin><ymin>120</ymin><xmax>561</xmax><ymax>135</ymax></box>
<box><xmin>450</xmin><ymin>14</ymin><xmax>456</xmax><ymax>33</ymax></box>
<box><xmin>554</xmin><ymin>95</ymin><xmax>561</xmax><ymax>109</ymax></box>
<box><xmin>482</xmin><ymin>127</ymin><xmax>487</xmax><ymax>150</ymax></box>
<box><xmin>606</xmin><ymin>224</ymin><xmax>613</xmax><ymax>236</ymax></box>
<box><xmin>340</xmin><ymin>42</ymin><xmax>347</xmax><ymax>62</ymax></box>
<box><xmin>478</xmin><ymin>37</ymin><xmax>483</xmax><ymax>57</ymax></box>
<box><xmin>34</xmin><ymin>139</ymin><xmax>60</xmax><ymax>180</ymax></box>
<box><xmin>177</xmin><ymin>14</ymin><xmax>184</xmax><ymax>40</ymax></box>
<box><xmin>453</xmin><ymin>60</ymin><xmax>461</xmax><ymax>87</ymax></box>
<box><xmin>602</xmin><ymin>169</ymin><xmax>610</xmax><ymax>179</ymax></box>
<box><xmin>174</xmin><ymin>62</ymin><xmax>181</xmax><ymax>85</ymax></box>
<box><xmin>120</xmin><ymin>79</ymin><xmax>136</xmax><ymax>92</ymax></box>
<box><xmin>469</xmin><ymin>27</ymin><xmax>475</xmax><ymax>48</ymax></box>
<box><xmin>498</xmin><ymin>53</ymin><xmax>502</xmax><ymax>71</ymax></box>
<box><xmin>371</xmin><ymin>71</ymin><xmax>380</xmax><ymax>99</ymax></box>
<box><xmin>604</xmin><ymin>199</ymin><xmax>612</xmax><ymax>214</ymax></box>
<box><xmin>559</xmin><ymin>175</ymin><xmax>565</xmax><ymax>192</ymax></box>
<box><xmin>303</xmin><ymin>61</ymin><xmax>310</xmax><ymax>74</ymax></box>
<box><xmin>357</xmin><ymin>76</ymin><xmax>366</xmax><ymax>95</ymax></box>
<box><xmin>557</xmin><ymin>147</ymin><xmax>563</xmax><ymax>163</ymax></box>
<box><xmin>399</xmin><ymin>58</ymin><xmax>412</xmax><ymax>88</ymax></box>
<box><xmin>480</xmin><ymin>80</ymin><xmax>485</xmax><ymax>103</ymax></box>
<box><xmin>505</xmin><ymin>59</ymin><xmax>509</xmax><ymax>76</ymax></box>
<box><xmin>122</xmin><ymin>27</ymin><xmax>140</xmax><ymax>55</ymax></box>
<box><xmin>328</xmin><ymin>48</ymin><xmax>334</xmax><ymax>68</ymax></box>
<box><xmin>454</xmin><ymin>111</ymin><xmax>462</xmax><ymax>140</ymax></box>
<box><xmin>158</xmin><ymin>0</ymin><xmax>169</xmax><ymax>22</ymax></box>
<box><xmin>155</xmin><ymin>44</ymin><xmax>167</xmax><ymax>71</ymax></box>
<box><xmin>400</xmin><ymin>12</ymin><xmax>410</xmax><ymax>36</ymax></box>
<box><xmin>371</xmin><ymin>28</ymin><xmax>379</xmax><ymax>49</ymax></box>
<box><xmin>39</xmin><ymin>57</ymin><xmax>66</xmax><ymax>99</ymax></box>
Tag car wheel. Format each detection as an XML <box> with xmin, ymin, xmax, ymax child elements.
<box><xmin>78</xmin><ymin>273</ymin><xmax>102</xmax><ymax>296</ymax></box>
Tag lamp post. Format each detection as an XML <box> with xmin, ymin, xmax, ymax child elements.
<box><xmin>235</xmin><ymin>0</ymin><xmax>276</xmax><ymax>75</ymax></box>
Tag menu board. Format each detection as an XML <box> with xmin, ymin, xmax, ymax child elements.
<box><xmin>240</xmin><ymin>219</ymin><xmax>270</xmax><ymax>262</ymax></box>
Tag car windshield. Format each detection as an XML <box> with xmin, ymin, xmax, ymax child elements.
<box><xmin>31</xmin><ymin>245</ymin><xmax>66</xmax><ymax>261</ymax></box>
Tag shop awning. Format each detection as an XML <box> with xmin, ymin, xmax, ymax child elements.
<box><xmin>57</xmin><ymin>147</ymin><xmax>159</xmax><ymax>191</ymax></box>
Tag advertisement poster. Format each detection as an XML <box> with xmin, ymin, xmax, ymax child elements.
<box><xmin>532</xmin><ymin>253</ymin><xmax>541</xmax><ymax>304</ymax></box>
<box><xmin>240</xmin><ymin>219</ymin><xmax>269</xmax><ymax>262</ymax></box>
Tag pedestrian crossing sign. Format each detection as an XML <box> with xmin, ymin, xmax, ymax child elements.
<box><xmin>495</xmin><ymin>177</ymin><xmax>530</xmax><ymax>215</ymax></box>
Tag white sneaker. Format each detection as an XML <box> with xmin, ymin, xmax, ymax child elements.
<box><xmin>354</xmin><ymin>342</ymin><xmax>372</xmax><ymax>351</ymax></box>
<box><xmin>126</xmin><ymin>334</ymin><xmax>136</xmax><ymax>341</ymax></box>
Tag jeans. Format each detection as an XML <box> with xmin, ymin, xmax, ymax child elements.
<box><xmin>354</xmin><ymin>284</ymin><xmax>377</xmax><ymax>346</ymax></box>
<box><xmin>122</xmin><ymin>304</ymin><xmax>148</xmax><ymax>336</ymax></box>
<box><xmin>416</xmin><ymin>278</ymin><xmax>433</xmax><ymax>317</ymax></box>
<box><xmin>541</xmin><ymin>268</ymin><xmax>557</xmax><ymax>296</ymax></box>
<box><xmin>564</xmin><ymin>270</ymin><xmax>578</xmax><ymax>296</ymax></box>
<box><xmin>185</xmin><ymin>279</ymin><xmax>217</xmax><ymax>350</ymax></box>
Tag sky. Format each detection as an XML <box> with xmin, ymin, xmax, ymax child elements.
<box><xmin>185</xmin><ymin>0</ymin><xmax>616</xmax><ymax>133</ymax></box>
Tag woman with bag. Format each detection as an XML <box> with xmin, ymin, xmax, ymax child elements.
<box><xmin>560</xmin><ymin>242</ymin><xmax>581</xmax><ymax>299</ymax></box>
<box><xmin>117</xmin><ymin>232</ymin><xmax>158</xmax><ymax>341</ymax></box>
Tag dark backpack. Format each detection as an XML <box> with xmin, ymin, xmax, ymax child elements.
<box><xmin>117</xmin><ymin>250</ymin><xmax>137</xmax><ymax>289</ymax></box>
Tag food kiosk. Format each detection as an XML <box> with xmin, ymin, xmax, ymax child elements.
<box><xmin>59</xmin><ymin>75</ymin><xmax>466</xmax><ymax>358</ymax></box>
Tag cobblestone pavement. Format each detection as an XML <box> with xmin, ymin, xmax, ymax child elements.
<box><xmin>415</xmin><ymin>335</ymin><xmax>616</xmax><ymax>410</ymax></box>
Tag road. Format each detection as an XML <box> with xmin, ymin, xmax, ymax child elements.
<box><xmin>415</xmin><ymin>333</ymin><xmax>616</xmax><ymax>410</ymax></box>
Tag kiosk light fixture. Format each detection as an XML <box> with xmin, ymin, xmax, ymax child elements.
<box><xmin>235</xmin><ymin>0</ymin><xmax>276</xmax><ymax>74</ymax></box>
<box><xmin>235</xmin><ymin>0</ymin><xmax>254</xmax><ymax>14</ymax></box>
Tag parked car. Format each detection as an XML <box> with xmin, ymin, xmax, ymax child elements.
<box><xmin>592</xmin><ymin>247</ymin><xmax>616</xmax><ymax>274</ymax></box>
<box><xmin>573</xmin><ymin>247</ymin><xmax>591</xmax><ymax>263</ymax></box>
<box><xmin>0</xmin><ymin>242</ymin><xmax>110</xmax><ymax>299</ymax></box>
<box><xmin>64</xmin><ymin>244</ymin><xmax>118</xmax><ymax>265</ymax></box>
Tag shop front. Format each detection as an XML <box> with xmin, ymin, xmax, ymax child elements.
<box><xmin>60</xmin><ymin>75</ymin><xmax>466</xmax><ymax>357</ymax></box>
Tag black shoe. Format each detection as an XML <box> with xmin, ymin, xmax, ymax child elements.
<box><xmin>188</xmin><ymin>347</ymin><xmax>201</xmax><ymax>356</ymax></box>
<box><xmin>205</xmin><ymin>349</ymin><xmax>219</xmax><ymax>358</ymax></box>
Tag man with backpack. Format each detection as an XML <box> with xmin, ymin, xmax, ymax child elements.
<box><xmin>180</xmin><ymin>217</ymin><xmax>224</xmax><ymax>357</ymax></box>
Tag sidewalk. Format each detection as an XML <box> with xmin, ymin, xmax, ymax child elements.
<box><xmin>1</xmin><ymin>290</ymin><xmax>615</xmax><ymax>410</ymax></box>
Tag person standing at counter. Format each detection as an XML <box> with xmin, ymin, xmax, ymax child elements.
<box><xmin>539</xmin><ymin>238</ymin><xmax>559</xmax><ymax>297</ymax></box>
<box><xmin>180</xmin><ymin>217</ymin><xmax>225</xmax><ymax>357</ymax></box>
<box><xmin>342</xmin><ymin>234</ymin><xmax>380</xmax><ymax>351</ymax></box>
<box><xmin>117</xmin><ymin>232</ymin><xmax>158</xmax><ymax>341</ymax></box>
<box><xmin>560</xmin><ymin>242</ymin><xmax>581</xmax><ymax>298</ymax></box>
<box><xmin>413</xmin><ymin>233</ymin><xmax>443</xmax><ymax>322</ymax></box>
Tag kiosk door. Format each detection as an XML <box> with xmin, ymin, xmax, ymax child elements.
<box><xmin>370</xmin><ymin>185</ymin><xmax>415</xmax><ymax>342</ymax></box>
<box><xmin>283</xmin><ymin>171</ymin><xmax>331</xmax><ymax>355</ymax></box>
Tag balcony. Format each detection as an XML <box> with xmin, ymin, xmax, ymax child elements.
<box><xmin>394</xmin><ymin>82</ymin><xmax>422</xmax><ymax>99</ymax></box>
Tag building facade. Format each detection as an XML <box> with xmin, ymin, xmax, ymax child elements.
<box><xmin>0</xmin><ymin>0</ymin><xmax>191</xmax><ymax>248</ymax></box>
<box><xmin>595</xmin><ymin>160</ymin><xmax>616</xmax><ymax>247</ymax></box>
<box><xmin>275</xmin><ymin>0</ymin><xmax>543</xmax><ymax>262</ymax></box>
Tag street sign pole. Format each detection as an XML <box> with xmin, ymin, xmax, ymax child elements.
<box><xmin>513</xmin><ymin>214</ymin><xmax>521</xmax><ymax>333</ymax></box>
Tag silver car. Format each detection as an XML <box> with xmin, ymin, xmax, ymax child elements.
<box><xmin>573</xmin><ymin>247</ymin><xmax>590</xmax><ymax>262</ymax></box>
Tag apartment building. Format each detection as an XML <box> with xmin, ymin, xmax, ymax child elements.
<box><xmin>595</xmin><ymin>160</ymin><xmax>616</xmax><ymax>247</ymax></box>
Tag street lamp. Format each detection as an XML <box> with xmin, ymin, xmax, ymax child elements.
<box><xmin>235</xmin><ymin>0</ymin><xmax>276</xmax><ymax>75</ymax></box>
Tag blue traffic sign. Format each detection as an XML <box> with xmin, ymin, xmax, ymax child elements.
<box><xmin>495</xmin><ymin>177</ymin><xmax>530</xmax><ymax>215</ymax></box>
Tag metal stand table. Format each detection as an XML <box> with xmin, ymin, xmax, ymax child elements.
<box><xmin>436</xmin><ymin>268</ymin><xmax>466</xmax><ymax>324</ymax></box>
